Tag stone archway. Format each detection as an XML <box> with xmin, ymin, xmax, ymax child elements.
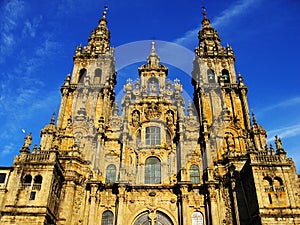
<box><xmin>134</xmin><ymin>211</ymin><xmax>173</xmax><ymax>225</ymax></box>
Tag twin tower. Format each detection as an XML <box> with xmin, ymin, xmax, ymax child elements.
<box><xmin>0</xmin><ymin>7</ymin><xmax>299</xmax><ymax>225</ymax></box>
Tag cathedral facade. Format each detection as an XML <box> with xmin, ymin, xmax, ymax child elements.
<box><xmin>0</xmin><ymin>7</ymin><xmax>299</xmax><ymax>225</ymax></box>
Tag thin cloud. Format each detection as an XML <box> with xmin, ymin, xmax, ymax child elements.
<box><xmin>173</xmin><ymin>0</ymin><xmax>260</xmax><ymax>48</ymax></box>
<box><xmin>0</xmin><ymin>0</ymin><xmax>26</xmax><ymax>61</ymax></box>
<box><xmin>211</xmin><ymin>0</ymin><xmax>259</xmax><ymax>28</ymax></box>
<box><xmin>267</xmin><ymin>124</ymin><xmax>300</xmax><ymax>142</ymax></box>
<box><xmin>257</xmin><ymin>96</ymin><xmax>300</xmax><ymax>115</ymax></box>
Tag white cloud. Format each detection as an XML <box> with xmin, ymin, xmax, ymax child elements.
<box><xmin>173</xmin><ymin>0</ymin><xmax>261</xmax><ymax>48</ymax></box>
<box><xmin>267</xmin><ymin>124</ymin><xmax>300</xmax><ymax>142</ymax></box>
<box><xmin>0</xmin><ymin>0</ymin><xmax>26</xmax><ymax>61</ymax></box>
<box><xmin>257</xmin><ymin>96</ymin><xmax>300</xmax><ymax>115</ymax></box>
<box><xmin>1</xmin><ymin>143</ymin><xmax>16</xmax><ymax>156</ymax></box>
<box><xmin>211</xmin><ymin>0</ymin><xmax>259</xmax><ymax>28</ymax></box>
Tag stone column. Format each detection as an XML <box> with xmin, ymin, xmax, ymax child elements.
<box><xmin>116</xmin><ymin>185</ymin><xmax>126</xmax><ymax>225</ymax></box>
<box><xmin>60</xmin><ymin>180</ymin><xmax>76</xmax><ymax>224</ymax></box>
<box><xmin>180</xmin><ymin>184</ymin><xmax>189</xmax><ymax>225</ymax></box>
<box><xmin>88</xmin><ymin>184</ymin><xmax>98</xmax><ymax>225</ymax></box>
<box><xmin>208</xmin><ymin>184</ymin><xmax>219</xmax><ymax>225</ymax></box>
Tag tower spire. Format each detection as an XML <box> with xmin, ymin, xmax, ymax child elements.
<box><xmin>147</xmin><ymin>41</ymin><xmax>160</xmax><ymax>68</ymax></box>
<box><xmin>73</xmin><ymin>5</ymin><xmax>111</xmax><ymax>59</ymax></box>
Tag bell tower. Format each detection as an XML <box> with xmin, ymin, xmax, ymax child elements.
<box><xmin>55</xmin><ymin>7</ymin><xmax>116</xmax><ymax>167</ymax></box>
<box><xmin>192</xmin><ymin>9</ymin><xmax>251</xmax><ymax>172</ymax></box>
<box><xmin>57</xmin><ymin>6</ymin><xmax>116</xmax><ymax>130</ymax></box>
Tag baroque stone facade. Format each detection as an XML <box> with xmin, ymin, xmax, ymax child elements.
<box><xmin>0</xmin><ymin>7</ymin><xmax>300</xmax><ymax>225</ymax></box>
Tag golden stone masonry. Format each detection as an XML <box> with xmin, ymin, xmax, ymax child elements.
<box><xmin>0</xmin><ymin>7</ymin><xmax>299</xmax><ymax>225</ymax></box>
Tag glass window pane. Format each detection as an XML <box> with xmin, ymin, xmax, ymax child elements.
<box><xmin>102</xmin><ymin>210</ymin><xmax>114</xmax><ymax>225</ymax></box>
<box><xmin>106</xmin><ymin>165</ymin><xmax>116</xmax><ymax>183</ymax></box>
<box><xmin>146</xmin><ymin>126</ymin><xmax>161</xmax><ymax>145</ymax></box>
<box><xmin>145</xmin><ymin>157</ymin><xmax>161</xmax><ymax>184</ymax></box>
<box><xmin>190</xmin><ymin>165</ymin><xmax>200</xmax><ymax>184</ymax></box>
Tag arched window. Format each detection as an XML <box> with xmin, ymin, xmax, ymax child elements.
<box><xmin>207</xmin><ymin>69</ymin><xmax>215</xmax><ymax>83</ymax></box>
<box><xmin>274</xmin><ymin>177</ymin><xmax>284</xmax><ymax>192</ymax></box>
<box><xmin>94</xmin><ymin>68</ymin><xmax>102</xmax><ymax>83</ymax></box>
<box><xmin>78</xmin><ymin>68</ymin><xmax>87</xmax><ymax>83</ymax></box>
<box><xmin>146</xmin><ymin>126</ymin><xmax>161</xmax><ymax>145</ymax></box>
<box><xmin>145</xmin><ymin>157</ymin><xmax>161</xmax><ymax>184</ymax></box>
<box><xmin>192</xmin><ymin>212</ymin><xmax>204</xmax><ymax>225</ymax></box>
<box><xmin>222</xmin><ymin>69</ymin><xmax>230</xmax><ymax>83</ymax></box>
<box><xmin>102</xmin><ymin>210</ymin><xmax>114</xmax><ymax>225</ymax></box>
<box><xmin>33</xmin><ymin>175</ymin><xmax>43</xmax><ymax>190</ymax></box>
<box><xmin>263</xmin><ymin>177</ymin><xmax>273</xmax><ymax>192</ymax></box>
<box><xmin>105</xmin><ymin>164</ymin><xmax>116</xmax><ymax>184</ymax></box>
<box><xmin>24</xmin><ymin>174</ymin><xmax>32</xmax><ymax>186</ymax></box>
<box><xmin>190</xmin><ymin>165</ymin><xmax>200</xmax><ymax>184</ymax></box>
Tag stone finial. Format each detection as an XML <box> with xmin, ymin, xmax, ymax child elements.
<box><xmin>20</xmin><ymin>132</ymin><xmax>32</xmax><ymax>154</ymax></box>
<box><xmin>147</xmin><ymin>41</ymin><xmax>160</xmax><ymax>68</ymax></box>
<box><xmin>274</xmin><ymin>135</ymin><xmax>286</xmax><ymax>155</ymax></box>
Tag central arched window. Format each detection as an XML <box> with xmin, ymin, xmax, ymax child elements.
<box><xmin>102</xmin><ymin>210</ymin><xmax>114</xmax><ymax>225</ymax></box>
<box><xmin>146</xmin><ymin>126</ymin><xmax>161</xmax><ymax>145</ymax></box>
<box><xmin>192</xmin><ymin>212</ymin><xmax>204</xmax><ymax>225</ymax></box>
<box><xmin>207</xmin><ymin>69</ymin><xmax>215</xmax><ymax>83</ymax></box>
<box><xmin>145</xmin><ymin>157</ymin><xmax>161</xmax><ymax>184</ymax></box>
<box><xmin>105</xmin><ymin>164</ymin><xmax>116</xmax><ymax>184</ymax></box>
<box><xmin>190</xmin><ymin>165</ymin><xmax>200</xmax><ymax>184</ymax></box>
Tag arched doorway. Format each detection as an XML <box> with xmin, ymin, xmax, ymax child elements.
<box><xmin>134</xmin><ymin>211</ymin><xmax>173</xmax><ymax>225</ymax></box>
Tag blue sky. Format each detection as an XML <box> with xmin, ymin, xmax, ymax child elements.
<box><xmin>0</xmin><ymin>0</ymin><xmax>300</xmax><ymax>171</ymax></box>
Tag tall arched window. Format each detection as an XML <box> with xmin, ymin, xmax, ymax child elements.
<box><xmin>94</xmin><ymin>68</ymin><xmax>102</xmax><ymax>83</ymax></box>
<box><xmin>78</xmin><ymin>68</ymin><xmax>87</xmax><ymax>83</ymax></box>
<box><xmin>33</xmin><ymin>175</ymin><xmax>43</xmax><ymax>190</ymax></box>
<box><xmin>274</xmin><ymin>177</ymin><xmax>284</xmax><ymax>192</ymax></box>
<box><xmin>105</xmin><ymin>164</ymin><xmax>116</xmax><ymax>184</ymax></box>
<box><xmin>207</xmin><ymin>69</ymin><xmax>215</xmax><ymax>83</ymax></box>
<box><xmin>192</xmin><ymin>212</ymin><xmax>204</xmax><ymax>225</ymax></box>
<box><xmin>24</xmin><ymin>174</ymin><xmax>32</xmax><ymax>187</ymax></box>
<box><xmin>145</xmin><ymin>157</ymin><xmax>161</xmax><ymax>184</ymax></box>
<box><xmin>222</xmin><ymin>69</ymin><xmax>230</xmax><ymax>83</ymax></box>
<box><xmin>146</xmin><ymin>126</ymin><xmax>161</xmax><ymax>145</ymax></box>
<box><xmin>102</xmin><ymin>210</ymin><xmax>114</xmax><ymax>225</ymax></box>
<box><xmin>263</xmin><ymin>177</ymin><xmax>273</xmax><ymax>192</ymax></box>
<box><xmin>190</xmin><ymin>165</ymin><xmax>200</xmax><ymax>184</ymax></box>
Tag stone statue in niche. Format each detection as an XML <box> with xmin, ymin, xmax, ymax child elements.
<box><xmin>226</xmin><ymin>134</ymin><xmax>235</xmax><ymax>151</ymax></box>
<box><xmin>150</xmin><ymin>80</ymin><xmax>157</xmax><ymax>95</ymax></box>
<box><xmin>132</xmin><ymin>111</ymin><xmax>140</xmax><ymax>127</ymax></box>
<box><xmin>166</xmin><ymin>111</ymin><xmax>173</xmax><ymax>126</ymax></box>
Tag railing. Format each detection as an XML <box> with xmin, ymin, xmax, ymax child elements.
<box><xmin>264</xmin><ymin>185</ymin><xmax>285</xmax><ymax>192</ymax></box>
<box><xmin>32</xmin><ymin>184</ymin><xmax>42</xmax><ymax>191</ymax></box>
<box><xmin>25</xmin><ymin>152</ymin><xmax>51</xmax><ymax>162</ymax></box>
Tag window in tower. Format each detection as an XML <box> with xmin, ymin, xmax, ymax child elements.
<box><xmin>145</xmin><ymin>126</ymin><xmax>161</xmax><ymax>145</ymax></box>
<box><xmin>23</xmin><ymin>174</ymin><xmax>32</xmax><ymax>187</ymax></box>
<box><xmin>102</xmin><ymin>210</ymin><xmax>114</xmax><ymax>225</ymax></box>
<box><xmin>190</xmin><ymin>165</ymin><xmax>200</xmax><ymax>184</ymax></box>
<box><xmin>263</xmin><ymin>176</ymin><xmax>273</xmax><ymax>192</ymax></box>
<box><xmin>0</xmin><ymin>173</ymin><xmax>6</xmax><ymax>183</ymax></box>
<box><xmin>94</xmin><ymin>68</ymin><xmax>102</xmax><ymax>83</ymax></box>
<box><xmin>145</xmin><ymin>157</ymin><xmax>161</xmax><ymax>184</ymax></box>
<box><xmin>29</xmin><ymin>191</ymin><xmax>36</xmax><ymax>200</ymax></box>
<box><xmin>33</xmin><ymin>175</ymin><xmax>43</xmax><ymax>191</ymax></box>
<box><xmin>78</xmin><ymin>68</ymin><xmax>87</xmax><ymax>83</ymax></box>
<box><xmin>207</xmin><ymin>69</ymin><xmax>215</xmax><ymax>83</ymax></box>
<box><xmin>192</xmin><ymin>212</ymin><xmax>204</xmax><ymax>225</ymax></box>
<box><xmin>274</xmin><ymin>177</ymin><xmax>284</xmax><ymax>192</ymax></box>
<box><xmin>222</xmin><ymin>69</ymin><xmax>230</xmax><ymax>83</ymax></box>
<box><xmin>105</xmin><ymin>164</ymin><xmax>116</xmax><ymax>184</ymax></box>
